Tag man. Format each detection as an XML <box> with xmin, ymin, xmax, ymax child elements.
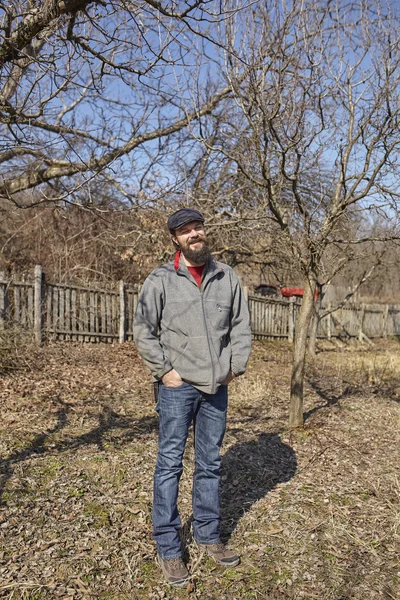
<box><xmin>133</xmin><ymin>208</ymin><xmax>252</xmax><ymax>587</ymax></box>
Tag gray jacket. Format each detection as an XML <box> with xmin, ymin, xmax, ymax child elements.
<box><xmin>133</xmin><ymin>252</ymin><xmax>252</xmax><ymax>394</ymax></box>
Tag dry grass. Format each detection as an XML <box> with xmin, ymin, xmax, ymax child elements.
<box><xmin>0</xmin><ymin>339</ymin><xmax>399</xmax><ymax>599</ymax></box>
<box><xmin>0</xmin><ymin>326</ymin><xmax>39</xmax><ymax>375</ymax></box>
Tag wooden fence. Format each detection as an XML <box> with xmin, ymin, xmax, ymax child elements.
<box><xmin>0</xmin><ymin>267</ymin><xmax>140</xmax><ymax>343</ymax></box>
<box><xmin>249</xmin><ymin>295</ymin><xmax>400</xmax><ymax>341</ymax></box>
<box><xmin>1</xmin><ymin>267</ymin><xmax>400</xmax><ymax>342</ymax></box>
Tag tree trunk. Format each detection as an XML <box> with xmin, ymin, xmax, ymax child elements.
<box><xmin>307</xmin><ymin>307</ymin><xmax>317</xmax><ymax>356</ymax></box>
<box><xmin>307</xmin><ymin>294</ymin><xmax>321</xmax><ymax>356</ymax></box>
<box><xmin>289</xmin><ymin>277</ymin><xmax>316</xmax><ymax>428</ymax></box>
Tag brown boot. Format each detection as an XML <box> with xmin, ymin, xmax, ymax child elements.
<box><xmin>157</xmin><ymin>555</ymin><xmax>189</xmax><ymax>587</ymax></box>
<box><xmin>198</xmin><ymin>542</ymin><xmax>240</xmax><ymax>567</ymax></box>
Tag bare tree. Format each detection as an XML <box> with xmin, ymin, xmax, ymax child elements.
<box><xmin>0</xmin><ymin>0</ymin><xmax>245</xmax><ymax>206</ymax></box>
<box><xmin>307</xmin><ymin>241</ymin><xmax>387</xmax><ymax>356</ymax></box>
<box><xmin>202</xmin><ymin>0</ymin><xmax>400</xmax><ymax>426</ymax></box>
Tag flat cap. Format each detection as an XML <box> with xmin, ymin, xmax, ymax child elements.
<box><xmin>167</xmin><ymin>208</ymin><xmax>205</xmax><ymax>232</ymax></box>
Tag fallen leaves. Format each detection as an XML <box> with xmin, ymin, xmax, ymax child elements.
<box><xmin>0</xmin><ymin>340</ymin><xmax>399</xmax><ymax>599</ymax></box>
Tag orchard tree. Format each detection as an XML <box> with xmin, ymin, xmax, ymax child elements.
<box><xmin>204</xmin><ymin>0</ymin><xmax>400</xmax><ymax>426</ymax></box>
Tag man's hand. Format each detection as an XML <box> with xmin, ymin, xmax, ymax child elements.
<box><xmin>221</xmin><ymin>370</ymin><xmax>236</xmax><ymax>386</ymax></box>
<box><xmin>162</xmin><ymin>369</ymin><xmax>184</xmax><ymax>388</ymax></box>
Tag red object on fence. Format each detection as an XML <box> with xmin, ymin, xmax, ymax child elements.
<box><xmin>255</xmin><ymin>283</ymin><xmax>319</xmax><ymax>300</ymax></box>
<box><xmin>281</xmin><ymin>287</ymin><xmax>303</xmax><ymax>297</ymax></box>
<box><xmin>281</xmin><ymin>287</ymin><xmax>319</xmax><ymax>300</ymax></box>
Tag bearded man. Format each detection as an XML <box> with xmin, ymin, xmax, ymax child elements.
<box><xmin>133</xmin><ymin>208</ymin><xmax>252</xmax><ymax>587</ymax></box>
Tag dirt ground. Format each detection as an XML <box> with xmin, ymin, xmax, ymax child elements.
<box><xmin>0</xmin><ymin>338</ymin><xmax>399</xmax><ymax>600</ymax></box>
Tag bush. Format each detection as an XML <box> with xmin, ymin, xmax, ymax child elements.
<box><xmin>0</xmin><ymin>326</ymin><xmax>37</xmax><ymax>374</ymax></box>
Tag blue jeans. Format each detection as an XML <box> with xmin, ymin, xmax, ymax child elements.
<box><xmin>153</xmin><ymin>381</ymin><xmax>228</xmax><ymax>559</ymax></box>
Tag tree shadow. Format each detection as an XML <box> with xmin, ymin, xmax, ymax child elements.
<box><xmin>0</xmin><ymin>399</ymin><xmax>158</xmax><ymax>504</ymax></box>
<box><xmin>303</xmin><ymin>377</ymin><xmax>352</xmax><ymax>422</ymax></box>
<box><xmin>219</xmin><ymin>432</ymin><xmax>297</xmax><ymax>542</ymax></box>
<box><xmin>304</xmin><ymin>371</ymin><xmax>400</xmax><ymax>423</ymax></box>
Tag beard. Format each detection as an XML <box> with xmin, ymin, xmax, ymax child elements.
<box><xmin>180</xmin><ymin>237</ymin><xmax>211</xmax><ymax>264</ymax></box>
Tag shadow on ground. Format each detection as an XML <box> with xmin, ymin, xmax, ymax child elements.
<box><xmin>219</xmin><ymin>433</ymin><xmax>297</xmax><ymax>541</ymax></box>
<box><xmin>303</xmin><ymin>377</ymin><xmax>351</xmax><ymax>421</ymax></box>
<box><xmin>0</xmin><ymin>399</ymin><xmax>158</xmax><ymax>504</ymax></box>
<box><xmin>304</xmin><ymin>372</ymin><xmax>400</xmax><ymax>423</ymax></box>
<box><xmin>180</xmin><ymin>433</ymin><xmax>296</xmax><ymax>552</ymax></box>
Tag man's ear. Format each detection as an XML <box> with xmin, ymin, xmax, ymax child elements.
<box><xmin>171</xmin><ymin>234</ymin><xmax>178</xmax><ymax>246</ymax></box>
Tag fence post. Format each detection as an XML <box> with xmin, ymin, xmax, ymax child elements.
<box><xmin>243</xmin><ymin>286</ymin><xmax>249</xmax><ymax>302</ymax></box>
<box><xmin>358</xmin><ymin>304</ymin><xmax>365</xmax><ymax>342</ymax></box>
<box><xmin>34</xmin><ymin>265</ymin><xmax>44</xmax><ymax>343</ymax></box>
<box><xmin>383</xmin><ymin>304</ymin><xmax>389</xmax><ymax>339</ymax></box>
<box><xmin>0</xmin><ymin>271</ymin><xmax>7</xmax><ymax>329</ymax></box>
<box><xmin>119</xmin><ymin>280</ymin><xmax>126</xmax><ymax>343</ymax></box>
<box><xmin>288</xmin><ymin>296</ymin><xmax>295</xmax><ymax>343</ymax></box>
<box><xmin>327</xmin><ymin>302</ymin><xmax>332</xmax><ymax>341</ymax></box>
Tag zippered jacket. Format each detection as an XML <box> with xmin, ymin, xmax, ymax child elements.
<box><xmin>133</xmin><ymin>252</ymin><xmax>252</xmax><ymax>394</ymax></box>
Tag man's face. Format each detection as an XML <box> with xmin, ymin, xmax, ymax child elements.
<box><xmin>172</xmin><ymin>220</ymin><xmax>210</xmax><ymax>264</ymax></box>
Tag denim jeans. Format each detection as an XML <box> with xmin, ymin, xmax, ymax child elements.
<box><xmin>153</xmin><ymin>381</ymin><xmax>228</xmax><ymax>559</ymax></box>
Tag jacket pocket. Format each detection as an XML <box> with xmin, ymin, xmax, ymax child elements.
<box><xmin>162</xmin><ymin>380</ymin><xmax>187</xmax><ymax>389</ymax></box>
<box><xmin>214</xmin><ymin>303</ymin><xmax>231</xmax><ymax>330</ymax></box>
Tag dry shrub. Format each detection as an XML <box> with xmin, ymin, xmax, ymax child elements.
<box><xmin>0</xmin><ymin>326</ymin><xmax>39</xmax><ymax>374</ymax></box>
<box><xmin>0</xmin><ymin>203</ymin><xmax>172</xmax><ymax>286</ymax></box>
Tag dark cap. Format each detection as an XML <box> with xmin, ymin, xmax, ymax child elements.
<box><xmin>167</xmin><ymin>208</ymin><xmax>205</xmax><ymax>232</ymax></box>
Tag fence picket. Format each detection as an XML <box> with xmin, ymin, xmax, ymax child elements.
<box><xmin>106</xmin><ymin>294</ymin><xmax>112</xmax><ymax>342</ymax></box>
<box><xmin>28</xmin><ymin>286</ymin><xmax>34</xmax><ymax>327</ymax></box>
<box><xmin>71</xmin><ymin>289</ymin><xmax>77</xmax><ymax>341</ymax></box>
<box><xmin>119</xmin><ymin>281</ymin><xmax>126</xmax><ymax>343</ymax></box>
<box><xmin>94</xmin><ymin>293</ymin><xmax>100</xmax><ymax>342</ymax></box>
<box><xmin>14</xmin><ymin>287</ymin><xmax>20</xmax><ymax>323</ymax></box>
<box><xmin>59</xmin><ymin>287</ymin><xmax>65</xmax><ymax>341</ymax></box>
<box><xmin>53</xmin><ymin>287</ymin><xmax>59</xmax><ymax>334</ymax></box>
<box><xmin>65</xmin><ymin>288</ymin><xmax>71</xmax><ymax>341</ymax></box>
<box><xmin>81</xmin><ymin>292</ymin><xmax>88</xmax><ymax>342</ymax></box>
<box><xmin>100</xmin><ymin>294</ymin><xmax>106</xmax><ymax>341</ymax></box>
<box><xmin>90</xmin><ymin>291</ymin><xmax>95</xmax><ymax>343</ymax></box>
<box><xmin>111</xmin><ymin>293</ymin><xmax>117</xmax><ymax>340</ymax></box>
<box><xmin>46</xmin><ymin>286</ymin><xmax>52</xmax><ymax>336</ymax></box>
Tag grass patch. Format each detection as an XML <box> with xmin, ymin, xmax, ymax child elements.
<box><xmin>84</xmin><ymin>501</ymin><xmax>112</xmax><ymax>528</ymax></box>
